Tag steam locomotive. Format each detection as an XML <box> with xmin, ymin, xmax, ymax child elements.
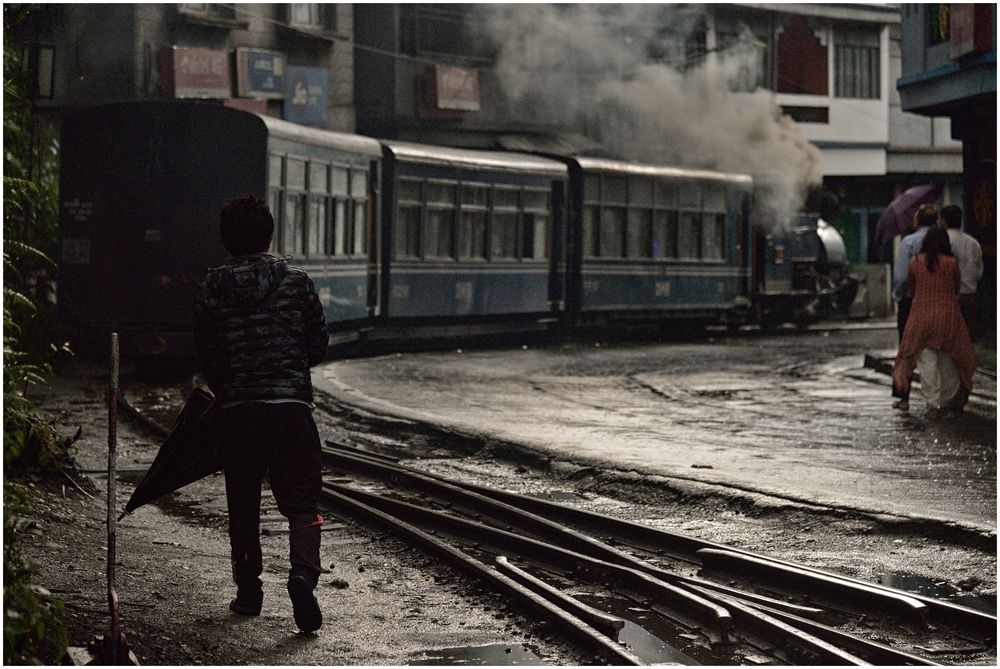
<box><xmin>58</xmin><ymin>101</ymin><xmax>852</xmax><ymax>359</ymax></box>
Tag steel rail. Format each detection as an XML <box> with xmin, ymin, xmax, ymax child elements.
<box><xmin>734</xmin><ymin>601</ymin><xmax>941</xmax><ymax>666</ymax></box>
<box><xmin>324</xmin><ymin>482</ymin><xmax>734</xmax><ymax>635</ymax></box>
<box><xmin>680</xmin><ymin>583</ymin><xmax>869</xmax><ymax>666</ymax></box>
<box><xmin>321</xmin><ymin>487</ymin><xmax>647</xmax><ymax>666</ymax></box>
<box><xmin>325</xmin><ymin>483</ymin><xmax>891</xmax><ymax>665</ymax></box>
<box><xmin>322</xmin><ymin>445</ymin><xmax>877</xmax><ymax>621</ymax></box>
<box><xmin>494</xmin><ymin>556</ymin><xmax>627</xmax><ymax>638</ymax></box>
<box><xmin>415</xmin><ymin>465</ymin><xmax>993</xmax><ymax>631</ymax></box>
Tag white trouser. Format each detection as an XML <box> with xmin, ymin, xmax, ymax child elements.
<box><xmin>916</xmin><ymin>348</ymin><xmax>961</xmax><ymax>409</ymax></box>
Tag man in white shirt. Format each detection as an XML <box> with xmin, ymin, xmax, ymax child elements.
<box><xmin>892</xmin><ymin>204</ymin><xmax>937</xmax><ymax>340</ymax></box>
<box><xmin>940</xmin><ymin>204</ymin><xmax>983</xmax><ymax>340</ymax></box>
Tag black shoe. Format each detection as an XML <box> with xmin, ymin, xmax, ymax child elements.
<box><xmin>229</xmin><ymin>584</ymin><xmax>263</xmax><ymax>616</ymax></box>
<box><xmin>287</xmin><ymin>574</ymin><xmax>322</xmax><ymax>633</ymax></box>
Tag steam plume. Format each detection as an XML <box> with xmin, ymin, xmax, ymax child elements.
<box><xmin>472</xmin><ymin>4</ymin><xmax>824</xmax><ymax>228</ymax></box>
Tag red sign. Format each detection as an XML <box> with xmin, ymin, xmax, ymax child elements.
<box><xmin>162</xmin><ymin>46</ymin><xmax>230</xmax><ymax>99</ymax></box>
<box><xmin>950</xmin><ymin>4</ymin><xmax>993</xmax><ymax>59</ymax></box>
<box><xmin>224</xmin><ymin>98</ymin><xmax>267</xmax><ymax>115</ymax></box>
<box><xmin>416</xmin><ymin>65</ymin><xmax>480</xmax><ymax>118</ymax></box>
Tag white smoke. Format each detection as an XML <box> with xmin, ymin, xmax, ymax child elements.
<box><xmin>472</xmin><ymin>4</ymin><xmax>824</xmax><ymax>229</ymax></box>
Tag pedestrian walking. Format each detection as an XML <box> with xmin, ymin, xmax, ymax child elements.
<box><xmin>891</xmin><ymin>226</ymin><xmax>975</xmax><ymax>419</ymax></box>
<box><xmin>891</xmin><ymin>204</ymin><xmax>938</xmax><ymax>340</ymax></box>
<box><xmin>193</xmin><ymin>193</ymin><xmax>328</xmax><ymax>633</ymax></box>
<box><xmin>939</xmin><ymin>205</ymin><xmax>983</xmax><ymax>340</ymax></box>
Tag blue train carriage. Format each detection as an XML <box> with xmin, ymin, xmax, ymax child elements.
<box><xmin>262</xmin><ymin>116</ymin><xmax>383</xmax><ymax>332</ymax></box>
<box><xmin>379</xmin><ymin>142</ymin><xmax>568</xmax><ymax>327</ymax></box>
<box><xmin>752</xmin><ymin>212</ymin><xmax>850</xmax><ymax>326</ymax></box>
<box><xmin>58</xmin><ymin>101</ymin><xmax>268</xmax><ymax>358</ymax></box>
<box><xmin>565</xmin><ymin>157</ymin><xmax>754</xmax><ymax>327</ymax></box>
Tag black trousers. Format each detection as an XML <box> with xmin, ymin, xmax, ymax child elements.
<box><xmin>215</xmin><ymin>402</ymin><xmax>323</xmax><ymax>590</ymax></box>
<box><xmin>896</xmin><ymin>296</ymin><xmax>912</xmax><ymax>341</ymax></box>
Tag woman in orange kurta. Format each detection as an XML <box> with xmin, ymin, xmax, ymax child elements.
<box><xmin>892</xmin><ymin>226</ymin><xmax>975</xmax><ymax>419</ymax></box>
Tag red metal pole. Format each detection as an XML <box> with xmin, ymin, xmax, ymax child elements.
<box><xmin>107</xmin><ymin>332</ymin><xmax>120</xmax><ymax>664</ymax></box>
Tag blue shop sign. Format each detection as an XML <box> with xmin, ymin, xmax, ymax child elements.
<box><xmin>284</xmin><ymin>66</ymin><xmax>328</xmax><ymax>126</ymax></box>
<box><xmin>236</xmin><ymin>48</ymin><xmax>285</xmax><ymax>99</ymax></box>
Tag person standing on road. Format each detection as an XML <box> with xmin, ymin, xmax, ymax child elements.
<box><xmin>193</xmin><ymin>193</ymin><xmax>327</xmax><ymax>633</ymax></box>
<box><xmin>939</xmin><ymin>205</ymin><xmax>983</xmax><ymax>341</ymax></box>
<box><xmin>891</xmin><ymin>226</ymin><xmax>975</xmax><ymax>419</ymax></box>
<box><xmin>892</xmin><ymin>204</ymin><xmax>938</xmax><ymax>340</ymax></box>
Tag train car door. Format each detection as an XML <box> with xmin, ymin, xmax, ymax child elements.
<box><xmin>366</xmin><ymin>159</ymin><xmax>380</xmax><ymax>318</ymax></box>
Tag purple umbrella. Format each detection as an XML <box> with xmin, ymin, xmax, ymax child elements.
<box><xmin>874</xmin><ymin>184</ymin><xmax>943</xmax><ymax>245</ymax></box>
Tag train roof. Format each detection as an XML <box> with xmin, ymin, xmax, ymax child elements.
<box><xmin>383</xmin><ymin>141</ymin><xmax>568</xmax><ymax>177</ymax></box>
<box><xmin>573</xmin><ymin>157</ymin><xmax>753</xmax><ymax>188</ymax></box>
<box><xmin>260</xmin><ymin>115</ymin><xmax>383</xmax><ymax>157</ymax></box>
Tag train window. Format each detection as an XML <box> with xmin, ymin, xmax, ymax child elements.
<box><xmin>600</xmin><ymin>207</ymin><xmax>626</xmax><ymax>258</ymax></box>
<box><xmin>283</xmin><ymin>194</ymin><xmax>304</xmax><ymax>256</ymax></box>
<box><xmin>397</xmin><ymin>179</ymin><xmax>422</xmax><ymax>203</ymax></box>
<box><xmin>310</xmin><ymin>163</ymin><xmax>328</xmax><ymax>193</ymax></box>
<box><xmin>395</xmin><ymin>205</ymin><xmax>421</xmax><ymax>259</ymax></box>
<box><xmin>286</xmin><ymin>159</ymin><xmax>307</xmax><ymax>192</ymax></box>
<box><xmin>333</xmin><ymin>200</ymin><xmax>348</xmax><ymax>255</ymax></box>
<box><xmin>350</xmin><ymin>170</ymin><xmax>367</xmax><ymax>197</ymax></box>
<box><xmin>703</xmin><ymin>184</ymin><xmax>726</xmax><ymax>212</ymax></box>
<box><xmin>268</xmin><ymin>154</ymin><xmax>283</xmax><ymax>190</ymax></box>
<box><xmin>626</xmin><ymin>209</ymin><xmax>653</xmax><ymax>258</ymax></box>
<box><xmin>331</xmin><ymin>166</ymin><xmax>349</xmax><ymax>196</ymax></box>
<box><xmin>426</xmin><ymin>208</ymin><xmax>455</xmax><ymax>259</ymax></box>
<box><xmin>583</xmin><ymin>176</ymin><xmax>601</xmax><ymax>203</ymax></box>
<box><xmin>679</xmin><ymin>184</ymin><xmax>700</xmax><ymax>209</ymax></box>
<box><xmin>522</xmin><ymin>189</ymin><xmax>548</xmax><ymax>211</ymax></box>
<box><xmin>630</xmin><ymin>178</ymin><xmax>653</xmax><ymax>206</ymax></box>
<box><xmin>701</xmin><ymin>213</ymin><xmax>726</xmax><ymax>260</ymax></box>
<box><xmin>427</xmin><ymin>182</ymin><xmax>457</xmax><ymax>206</ymax></box>
<box><xmin>493</xmin><ymin>187</ymin><xmax>518</xmax><ymax>209</ymax></box>
<box><xmin>352</xmin><ymin>201</ymin><xmax>366</xmax><ymax>256</ymax></box>
<box><xmin>459</xmin><ymin>210</ymin><xmax>488</xmax><ymax>259</ymax></box>
<box><xmin>521</xmin><ymin>212</ymin><xmax>548</xmax><ymax>259</ymax></box>
<box><xmin>653</xmin><ymin>210</ymin><xmax>679</xmax><ymax>259</ymax></box>
<box><xmin>655</xmin><ymin>181</ymin><xmax>677</xmax><ymax>208</ymax></box>
<box><xmin>603</xmin><ymin>177</ymin><xmax>627</xmax><ymax>204</ymax></box>
<box><xmin>583</xmin><ymin>206</ymin><xmax>599</xmax><ymax>257</ymax></box>
<box><xmin>307</xmin><ymin>198</ymin><xmax>327</xmax><ymax>257</ymax></box>
<box><xmin>678</xmin><ymin>211</ymin><xmax>701</xmax><ymax>259</ymax></box>
<box><xmin>491</xmin><ymin>212</ymin><xmax>518</xmax><ymax>259</ymax></box>
<box><xmin>462</xmin><ymin>184</ymin><xmax>489</xmax><ymax>207</ymax></box>
<box><xmin>460</xmin><ymin>185</ymin><xmax>488</xmax><ymax>260</ymax></box>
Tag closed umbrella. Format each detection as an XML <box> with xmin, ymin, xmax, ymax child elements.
<box><xmin>874</xmin><ymin>184</ymin><xmax>943</xmax><ymax>245</ymax></box>
<box><xmin>119</xmin><ymin>387</ymin><xmax>223</xmax><ymax>519</ymax></box>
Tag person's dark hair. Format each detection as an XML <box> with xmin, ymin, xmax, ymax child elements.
<box><xmin>219</xmin><ymin>193</ymin><xmax>274</xmax><ymax>256</ymax></box>
<box><xmin>914</xmin><ymin>203</ymin><xmax>937</xmax><ymax>230</ymax></box>
<box><xmin>939</xmin><ymin>204</ymin><xmax>962</xmax><ymax>230</ymax></box>
<box><xmin>920</xmin><ymin>225</ymin><xmax>952</xmax><ymax>272</ymax></box>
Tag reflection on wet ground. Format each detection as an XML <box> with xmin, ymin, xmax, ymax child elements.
<box><xmin>409</xmin><ymin>643</ymin><xmax>542</xmax><ymax>665</ymax></box>
<box><xmin>881</xmin><ymin>572</ymin><xmax>997</xmax><ymax>614</ymax></box>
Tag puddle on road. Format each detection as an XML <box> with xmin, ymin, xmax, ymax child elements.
<box><xmin>619</xmin><ymin>620</ymin><xmax>699</xmax><ymax>664</ymax></box>
<box><xmin>409</xmin><ymin>643</ymin><xmax>542</xmax><ymax>665</ymax></box>
<box><xmin>880</xmin><ymin>572</ymin><xmax>996</xmax><ymax>614</ymax></box>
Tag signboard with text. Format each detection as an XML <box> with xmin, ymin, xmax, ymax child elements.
<box><xmin>283</xmin><ymin>66</ymin><xmax>328</xmax><ymax>126</ymax></box>
<box><xmin>416</xmin><ymin>65</ymin><xmax>481</xmax><ymax>119</ymax></box>
<box><xmin>236</xmin><ymin>48</ymin><xmax>286</xmax><ymax>99</ymax></box>
<box><xmin>163</xmin><ymin>46</ymin><xmax>230</xmax><ymax>99</ymax></box>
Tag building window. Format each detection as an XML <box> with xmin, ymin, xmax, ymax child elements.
<box><xmin>776</xmin><ymin>15</ymin><xmax>828</xmax><ymax>96</ymax></box>
<box><xmin>290</xmin><ymin>4</ymin><xmax>322</xmax><ymax>28</ymax></box>
<box><xmin>835</xmin><ymin>26</ymin><xmax>880</xmax><ymax>99</ymax></box>
<box><xmin>927</xmin><ymin>4</ymin><xmax>950</xmax><ymax>46</ymax></box>
<box><xmin>178</xmin><ymin>3</ymin><xmax>238</xmax><ymax>22</ymax></box>
<box><xmin>398</xmin><ymin>4</ymin><xmax>495</xmax><ymax>62</ymax></box>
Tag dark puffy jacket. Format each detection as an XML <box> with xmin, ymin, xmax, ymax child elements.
<box><xmin>192</xmin><ymin>253</ymin><xmax>328</xmax><ymax>403</ymax></box>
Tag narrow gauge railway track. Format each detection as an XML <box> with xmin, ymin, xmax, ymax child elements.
<box><xmin>320</xmin><ymin>440</ymin><xmax>996</xmax><ymax>666</ymax></box>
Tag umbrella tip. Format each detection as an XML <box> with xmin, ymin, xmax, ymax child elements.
<box><xmin>117</xmin><ymin>510</ymin><xmax>129</xmax><ymax>522</ymax></box>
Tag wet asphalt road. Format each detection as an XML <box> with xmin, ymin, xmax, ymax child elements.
<box><xmin>315</xmin><ymin>325</ymin><xmax>997</xmax><ymax>535</ymax></box>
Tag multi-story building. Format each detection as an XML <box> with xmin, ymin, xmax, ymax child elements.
<box><xmin>897</xmin><ymin>3</ymin><xmax>995</xmax><ymax>330</ymax></box>
<box><xmin>353</xmin><ymin>3</ymin><xmax>964</xmax><ymax>266</ymax></box>
<box><xmin>11</xmin><ymin>3</ymin><xmax>357</xmax><ymax>132</ymax></box>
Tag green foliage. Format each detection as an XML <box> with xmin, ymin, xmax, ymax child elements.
<box><xmin>3</xmin><ymin>7</ymin><xmax>71</xmax><ymax>665</ymax></box>
<box><xmin>3</xmin><ymin>482</ymin><xmax>68</xmax><ymax>665</ymax></box>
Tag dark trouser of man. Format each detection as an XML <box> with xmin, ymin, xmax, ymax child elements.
<box><xmin>216</xmin><ymin>402</ymin><xmax>323</xmax><ymax>627</ymax></box>
<box><xmin>896</xmin><ymin>296</ymin><xmax>912</xmax><ymax>341</ymax></box>
<box><xmin>958</xmin><ymin>294</ymin><xmax>978</xmax><ymax>342</ymax></box>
